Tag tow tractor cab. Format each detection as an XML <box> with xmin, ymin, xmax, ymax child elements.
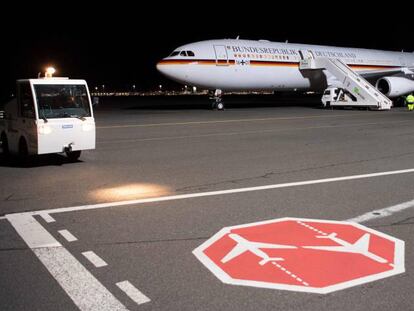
<box><xmin>0</xmin><ymin>77</ymin><xmax>95</xmax><ymax>161</ymax></box>
<box><xmin>321</xmin><ymin>87</ymin><xmax>357</xmax><ymax>108</ymax></box>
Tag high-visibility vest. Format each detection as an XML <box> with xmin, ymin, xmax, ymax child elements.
<box><xmin>407</xmin><ymin>95</ymin><xmax>414</xmax><ymax>103</ymax></box>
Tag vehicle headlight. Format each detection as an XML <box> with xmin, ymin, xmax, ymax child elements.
<box><xmin>82</xmin><ymin>123</ymin><xmax>94</xmax><ymax>132</ymax></box>
<box><xmin>39</xmin><ymin>125</ymin><xmax>52</xmax><ymax>135</ymax></box>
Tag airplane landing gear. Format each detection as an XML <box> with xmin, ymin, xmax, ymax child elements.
<box><xmin>211</xmin><ymin>89</ymin><xmax>225</xmax><ymax>110</ymax></box>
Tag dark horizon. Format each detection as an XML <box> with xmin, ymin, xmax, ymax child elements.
<box><xmin>2</xmin><ymin>7</ymin><xmax>411</xmax><ymax>102</ymax></box>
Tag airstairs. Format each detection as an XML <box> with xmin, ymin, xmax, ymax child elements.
<box><xmin>300</xmin><ymin>57</ymin><xmax>393</xmax><ymax>110</ymax></box>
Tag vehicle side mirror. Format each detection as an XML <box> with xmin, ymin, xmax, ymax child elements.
<box><xmin>92</xmin><ymin>97</ymin><xmax>99</xmax><ymax>107</ymax></box>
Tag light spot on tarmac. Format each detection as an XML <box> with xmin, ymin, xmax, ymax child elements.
<box><xmin>90</xmin><ymin>183</ymin><xmax>172</xmax><ymax>202</ymax></box>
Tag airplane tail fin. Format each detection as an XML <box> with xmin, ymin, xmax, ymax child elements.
<box><xmin>353</xmin><ymin>233</ymin><xmax>370</xmax><ymax>252</ymax></box>
<box><xmin>353</xmin><ymin>233</ymin><xmax>388</xmax><ymax>263</ymax></box>
<box><xmin>259</xmin><ymin>257</ymin><xmax>284</xmax><ymax>265</ymax></box>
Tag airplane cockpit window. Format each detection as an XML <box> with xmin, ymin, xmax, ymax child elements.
<box><xmin>169</xmin><ymin>50</ymin><xmax>195</xmax><ymax>57</ymax></box>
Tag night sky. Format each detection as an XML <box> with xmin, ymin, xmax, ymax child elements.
<box><xmin>1</xmin><ymin>5</ymin><xmax>411</xmax><ymax>102</ymax></box>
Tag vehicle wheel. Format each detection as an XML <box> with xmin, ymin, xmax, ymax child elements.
<box><xmin>18</xmin><ymin>138</ymin><xmax>28</xmax><ymax>157</ymax></box>
<box><xmin>18</xmin><ymin>138</ymin><xmax>29</xmax><ymax>165</ymax></box>
<box><xmin>66</xmin><ymin>150</ymin><xmax>81</xmax><ymax>162</ymax></box>
<box><xmin>216</xmin><ymin>102</ymin><xmax>225</xmax><ymax>110</ymax></box>
<box><xmin>0</xmin><ymin>133</ymin><xmax>8</xmax><ymax>155</ymax></box>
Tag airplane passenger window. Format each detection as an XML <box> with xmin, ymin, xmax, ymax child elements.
<box><xmin>180</xmin><ymin>51</ymin><xmax>187</xmax><ymax>56</ymax></box>
<box><xmin>187</xmin><ymin>51</ymin><xmax>195</xmax><ymax>57</ymax></box>
<box><xmin>170</xmin><ymin>51</ymin><xmax>180</xmax><ymax>57</ymax></box>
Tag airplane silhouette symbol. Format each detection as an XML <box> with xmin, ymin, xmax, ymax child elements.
<box><xmin>221</xmin><ymin>233</ymin><xmax>297</xmax><ymax>265</ymax></box>
<box><xmin>304</xmin><ymin>232</ymin><xmax>388</xmax><ymax>264</ymax></box>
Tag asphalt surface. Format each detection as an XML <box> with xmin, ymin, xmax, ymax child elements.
<box><xmin>1</xmin><ymin>96</ymin><xmax>414</xmax><ymax>310</ymax></box>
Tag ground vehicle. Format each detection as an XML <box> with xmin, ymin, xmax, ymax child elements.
<box><xmin>321</xmin><ymin>87</ymin><xmax>357</xmax><ymax>108</ymax></box>
<box><xmin>0</xmin><ymin>77</ymin><xmax>95</xmax><ymax>161</ymax></box>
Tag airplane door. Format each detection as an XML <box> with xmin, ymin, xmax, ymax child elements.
<box><xmin>299</xmin><ymin>50</ymin><xmax>315</xmax><ymax>60</ymax></box>
<box><xmin>399</xmin><ymin>56</ymin><xmax>407</xmax><ymax>67</ymax></box>
<box><xmin>214</xmin><ymin>45</ymin><xmax>229</xmax><ymax>66</ymax></box>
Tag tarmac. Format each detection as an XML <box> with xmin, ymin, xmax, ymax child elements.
<box><xmin>1</xmin><ymin>95</ymin><xmax>414</xmax><ymax>310</ymax></box>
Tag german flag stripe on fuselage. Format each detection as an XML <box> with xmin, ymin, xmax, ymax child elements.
<box><xmin>157</xmin><ymin>59</ymin><xmax>401</xmax><ymax>71</ymax></box>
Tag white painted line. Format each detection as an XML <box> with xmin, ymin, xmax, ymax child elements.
<box><xmin>6</xmin><ymin>214</ymin><xmax>127</xmax><ymax>311</ymax></box>
<box><xmin>58</xmin><ymin>229</ymin><xmax>78</xmax><ymax>242</ymax></box>
<box><xmin>98</xmin><ymin>120</ymin><xmax>412</xmax><ymax>145</ymax></box>
<box><xmin>97</xmin><ymin>113</ymin><xmax>366</xmax><ymax>129</ymax></box>
<box><xmin>347</xmin><ymin>199</ymin><xmax>414</xmax><ymax>223</ymax></box>
<box><xmin>82</xmin><ymin>251</ymin><xmax>108</xmax><ymax>268</ymax></box>
<box><xmin>25</xmin><ymin>167</ymin><xmax>414</xmax><ymax>217</ymax></box>
<box><xmin>39</xmin><ymin>213</ymin><xmax>55</xmax><ymax>223</ymax></box>
<box><xmin>116</xmin><ymin>280</ymin><xmax>151</xmax><ymax>305</ymax></box>
<box><xmin>0</xmin><ymin>216</ymin><xmax>6</xmax><ymax>220</ymax></box>
<box><xmin>271</xmin><ymin>262</ymin><xmax>308</xmax><ymax>286</ymax></box>
<box><xmin>296</xmin><ymin>220</ymin><xmax>327</xmax><ymax>235</ymax></box>
<box><xmin>6</xmin><ymin>214</ymin><xmax>61</xmax><ymax>249</ymax></box>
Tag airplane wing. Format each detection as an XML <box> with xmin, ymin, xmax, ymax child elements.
<box><xmin>359</xmin><ymin>68</ymin><xmax>406</xmax><ymax>80</ymax></box>
<box><xmin>305</xmin><ymin>233</ymin><xmax>370</xmax><ymax>253</ymax></box>
<box><xmin>221</xmin><ymin>244</ymin><xmax>246</xmax><ymax>263</ymax></box>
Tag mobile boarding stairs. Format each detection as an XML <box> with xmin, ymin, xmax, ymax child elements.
<box><xmin>300</xmin><ymin>57</ymin><xmax>393</xmax><ymax>110</ymax></box>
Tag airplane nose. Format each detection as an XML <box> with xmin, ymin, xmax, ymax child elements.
<box><xmin>156</xmin><ymin>60</ymin><xmax>173</xmax><ymax>78</ymax></box>
<box><xmin>156</xmin><ymin>61</ymin><xmax>165</xmax><ymax>74</ymax></box>
<box><xmin>156</xmin><ymin>59</ymin><xmax>185</xmax><ymax>82</ymax></box>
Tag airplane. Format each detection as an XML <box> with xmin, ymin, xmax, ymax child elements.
<box><xmin>157</xmin><ymin>39</ymin><xmax>414</xmax><ymax>110</ymax></box>
<box><xmin>221</xmin><ymin>233</ymin><xmax>296</xmax><ymax>266</ymax></box>
<box><xmin>303</xmin><ymin>232</ymin><xmax>388</xmax><ymax>264</ymax></box>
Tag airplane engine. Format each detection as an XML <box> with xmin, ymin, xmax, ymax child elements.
<box><xmin>376</xmin><ymin>77</ymin><xmax>414</xmax><ymax>98</ymax></box>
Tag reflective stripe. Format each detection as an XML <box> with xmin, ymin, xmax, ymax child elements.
<box><xmin>406</xmin><ymin>95</ymin><xmax>414</xmax><ymax>103</ymax></box>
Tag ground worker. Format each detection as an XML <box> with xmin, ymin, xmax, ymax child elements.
<box><xmin>406</xmin><ymin>93</ymin><xmax>414</xmax><ymax>111</ymax></box>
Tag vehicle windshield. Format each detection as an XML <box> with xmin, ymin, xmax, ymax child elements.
<box><xmin>34</xmin><ymin>84</ymin><xmax>91</xmax><ymax>119</ymax></box>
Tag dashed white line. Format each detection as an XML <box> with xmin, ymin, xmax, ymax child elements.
<box><xmin>58</xmin><ymin>229</ymin><xmax>78</xmax><ymax>242</ymax></box>
<box><xmin>272</xmin><ymin>262</ymin><xmax>309</xmax><ymax>286</ymax></box>
<box><xmin>296</xmin><ymin>220</ymin><xmax>327</xmax><ymax>235</ymax></box>
<box><xmin>82</xmin><ymin>251</ymin><xmax>108</xmax><ymax>268</ymax></box>
<box><xmin>6</xmin><ymin>213</ymin><xmax>127</xmax><ymax>311</ymax></box>
<box><xmin>116</xmin><ymin>280</ymin><xmax>151</xmax><ymax>305</ymax></box>
<box><xmin>39</xmin><ymin>213</ymin><xmax>56</xmax><ymax>223</ymax></box>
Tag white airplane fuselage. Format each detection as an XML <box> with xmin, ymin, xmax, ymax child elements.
<box><xmin>157</xmin><ymin>39</ymin><xmax>414</xmax><ymax>96</ymax></box>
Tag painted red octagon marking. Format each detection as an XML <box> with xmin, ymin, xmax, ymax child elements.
<box><xmin>193</xmin><ymin>218</ymin><xmax>405</xmax><ymax>294</ymax></box>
